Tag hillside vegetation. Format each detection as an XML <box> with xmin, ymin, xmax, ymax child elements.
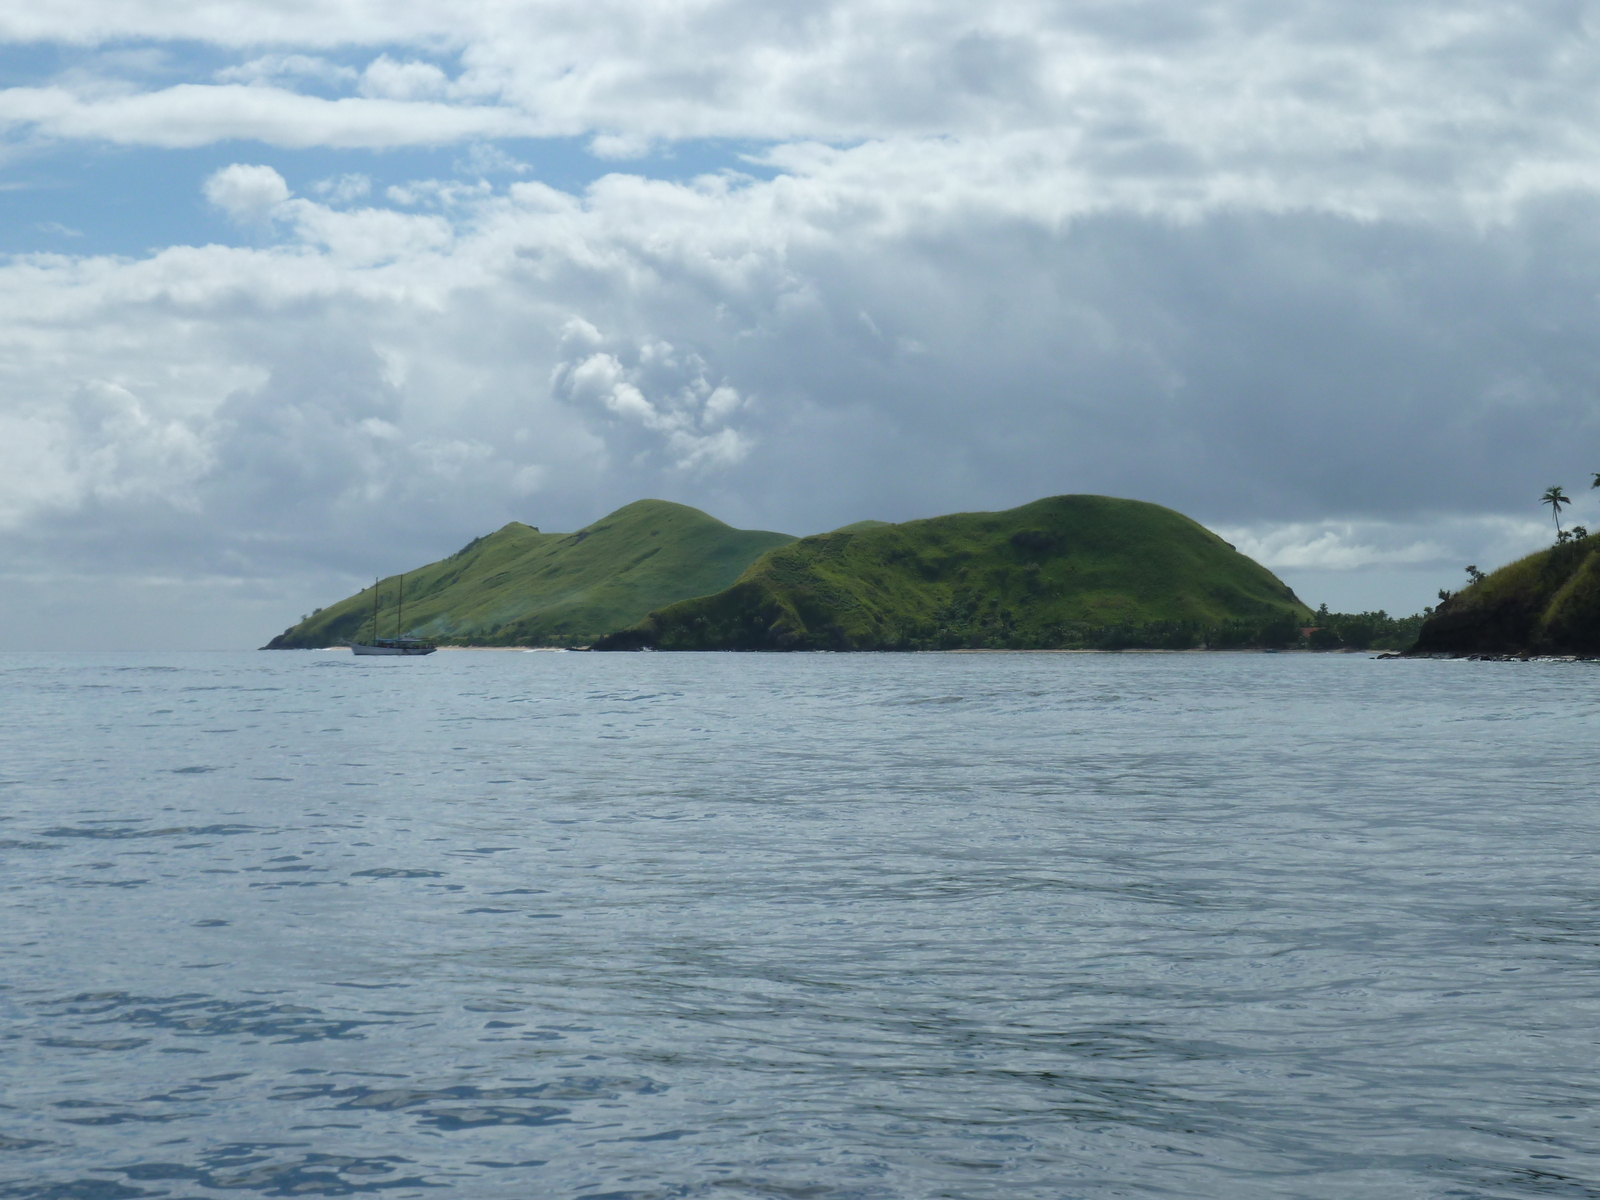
<box><xmin>594</xmin><ymin>495</ymin><xmax>1310</xmax><ymax>651</ymax></box>
<box><xmin>263</xmin><ymin>500</ymin><xmax>795</xmax><ymax>648</ymax></box>
<box><xmin>1409</xmin><ymin>534</ymin><xmax>1600</xmax><ymax>656</ymax></box>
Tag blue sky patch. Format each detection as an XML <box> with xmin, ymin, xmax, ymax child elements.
<box><xmin>0</xmin><ymin>136</ymin><xmax>781</xmax><ymax>256</ymax></box>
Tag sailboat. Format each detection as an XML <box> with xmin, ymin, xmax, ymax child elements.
<box><xmin>351</xmin><ymin>573</ymin><xmax>436</xmax><ymax>656</ymax></box>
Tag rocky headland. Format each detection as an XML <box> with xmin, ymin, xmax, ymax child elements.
<box><xmin>1406</xmin><ymin>534</ymin><xmax>1600</xmax><ymax>658</ymax></box>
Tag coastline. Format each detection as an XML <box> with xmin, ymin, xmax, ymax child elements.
<box><xmin>353</xmin><ymin>645</ymin><xmax>1375</xmax><ymax>655</ymax></box>
<box><xmin>308</xmin><ymin>644</ymin><xmax>1594</xmax><ymax>658</ymax></box>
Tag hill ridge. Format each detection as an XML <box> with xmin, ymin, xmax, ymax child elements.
<box><xmin>264</xmin><ymin>498</ymin><xmax>795</xmax><ymax>648</ymax></box>
<box><xmin>595</xmin><ymin>493</ymin><xmax>1309</xmax><ymax>651</ymax></box>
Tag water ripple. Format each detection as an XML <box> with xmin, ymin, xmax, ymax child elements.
<box><xmin>2</xmin><ymin>651</ymin><xmax>1598</xmax><ymax>1198</ymax></box>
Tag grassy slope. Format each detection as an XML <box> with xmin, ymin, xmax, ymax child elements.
<box><xmin>597</xmin><ymin>494</ymin><xmax>1309</xmax><ymax>650</ymax></box>
<box><xmin>830</xmin><ymin>520</ymin><xmax>892</xmax><ymax>533</ymax></box>
<box><xmin>263</xmin><ymin>500</ymin><xmax>796</xmax><ymax>648</ymax></box>
<box><xmin>1410</xmin><ymin>536</ymin><xmax>1600</xmax><ymax>655</ymax></box>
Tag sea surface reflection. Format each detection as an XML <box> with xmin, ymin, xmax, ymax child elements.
<box><xmin>2</xmin><ymin>649</ymin><xmax>1597</xmax><ymax>1198</ymax></box>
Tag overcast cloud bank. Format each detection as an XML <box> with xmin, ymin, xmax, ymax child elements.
<box><xmin>2</xmin><ymin>0</ymin><xmax>1598</xmax><ymax>646</ymax></box>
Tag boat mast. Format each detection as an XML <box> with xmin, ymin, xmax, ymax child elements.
<box><xmin>398</xmin><ymin>574</ymin><xmax>404</xmax><ymax>638</ymax></box>
<box><xmin>372</xmin><ymin>576</ymin><xmax>379</xmax><ymax>643</ymax></box>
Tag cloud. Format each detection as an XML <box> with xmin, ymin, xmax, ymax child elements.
<box><xmin>359</xmin><ymin>55</ymin><xmax>450</xmax><ymax>101</ymax></box>
<box><xmin>7</xmin><ymin>0</ymin><xmax>1600</xmax><ymax>644</ymax></box>
<box><xmin>550</xmin><ymin>323</ymin><xmax>754</xmax><ymax>470</ymax></box>
<box><xmin>0</xmin><ymin>0</ymin><xmax>1593</xmax><ymax>230</ymax></box>
<box><xmin>0</xmin><ymin>375</ymin><xmax>214</xmax><ymax>530</ymax></box>
<box><xmin>310</xmin><ymin>172</ymin><xmax>371</xmax><ymax>204</ymax></box>
<box><xmin>1221</xmin><ymin>512</ymin><xmax>1592</xmax><ymax>577</ymax></box>
<box><xmin>456</xmin><ymin>142</ymin><xmax>530</xmax><ymax>176</ymax></box>
<box><xmin>384</xmin><ymin>178</ymin><xmax>492</xmax><ymax>208</ymax></box>
<box><xmin>589</xmin><ymin>133</ymin><xmax>657</xmax><ymax>161</ymax></box>
<box><xmin>214</xmin><ymin>53</ymin><xmax>358</xmax><ymax>89</ymax></box>
<box><xmin>0</xmin><ymin>84</ymin><xmax>528</xmax><ymax>148</ymax></box>
<box><xmin>3</xmin><ymin>162</ymin><xmax>1596</xmax><ymax>581</ymax></box>
<box><xmin>203</xmin><ymin>162</ymin><xmax>290</xmax><ymax>224</ymax></box>
<box><xmin>1213</xmin><ymin>514</ymin><xmax>1568</xmax><ymax>615</ymax></box>
<box><xmin>1217</xmin><ymin>523</ymin><xmax>1459</xmax><ymax>573</ymax></box>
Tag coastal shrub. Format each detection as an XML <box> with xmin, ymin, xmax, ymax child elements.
<box><xmin>1307</xmin><ymin>625</ymin><xmax>1344</xmax><ymax>650</ymax></box>
<box><xmin>1304</xmin><ymin>609</ymin><xmax>1423</xmax><ymax>651</ymax></box>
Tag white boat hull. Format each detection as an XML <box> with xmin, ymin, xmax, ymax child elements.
<box><xmin>351</xmin><ymin>643</ymin><xmax>435</xmax><ymax>656</ymax></box>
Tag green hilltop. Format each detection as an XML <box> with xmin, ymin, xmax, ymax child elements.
<box><xmin>1409</xmin><ymin>534</ymin><xmax>1600</xmax><ymax>656</ymax></box>
<box><xmin>263</xmin><ymin>499</ymin><xmax>796</xmax><ymax>649</ymax></box>
<box><xmin>594</xmin><ymin>494</ymin><xmax>1310</xmax><ymax>651</ymax></box>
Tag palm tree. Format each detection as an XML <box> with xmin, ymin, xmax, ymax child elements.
<box><xmin>1542</xmin><ymin>485</ymin><xmax>1572</xmax><ymax>535</ymax></box>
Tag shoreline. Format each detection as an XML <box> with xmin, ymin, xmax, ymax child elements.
<box><xmin>308</xmin><ymin>649</ymin><xmax>1376</xmax><ymax>659</ymax></box>
<box><xmin>296</xmin><ymin>645</ymin><xmax>1597</xmax><ymax>659</ymax></box>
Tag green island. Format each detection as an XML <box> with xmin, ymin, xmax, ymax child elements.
<box><xmin>263</xmin><ymin>499</ymin><xmax>795</xmax><ymax>649</ymax></box>
<box><xmin>267</xmin><ymin>493</ymin><xmax>1438</xmax><ymax>653</ymax></box>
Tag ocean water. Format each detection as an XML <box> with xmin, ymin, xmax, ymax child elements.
<box><xmin>2</xmin><ymin>649</ymin><xmax>1597</xmax><ymax>1200</ymax></box>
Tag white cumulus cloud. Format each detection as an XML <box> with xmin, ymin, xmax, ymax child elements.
<box><xmin>203</xmin><ymin>162</ymin><xmax>290</xmax><ymax>223</ymax></box>
<box><xmin>359</xmin><ymin>55</ymin><xmax>450</xmax><ymax>101</ymax></box>
<box><xmin>551</xmin><ymin>326</ymin><xmax>755</xmax><ymax>471</ymax></box>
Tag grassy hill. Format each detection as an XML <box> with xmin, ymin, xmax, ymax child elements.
<box><xmin>593</xmin><ymin>494</ymin><xmax>1310</xmax><ymax>651</ymax></box>
<box><xmin>263</xmin><ymin>500</ymin><xmax>795</xmax><ymax>648</ymax></box>
<box><xmin>1409</xmin><ymin>534</ymin><xmax>1600</xmax><ymax>656</ymax></box>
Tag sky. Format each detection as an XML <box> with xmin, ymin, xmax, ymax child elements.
<box><xmin>3</xmin><ymin>0</ymin><xmax>1600</xmax><ymax>649</ymax></box>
